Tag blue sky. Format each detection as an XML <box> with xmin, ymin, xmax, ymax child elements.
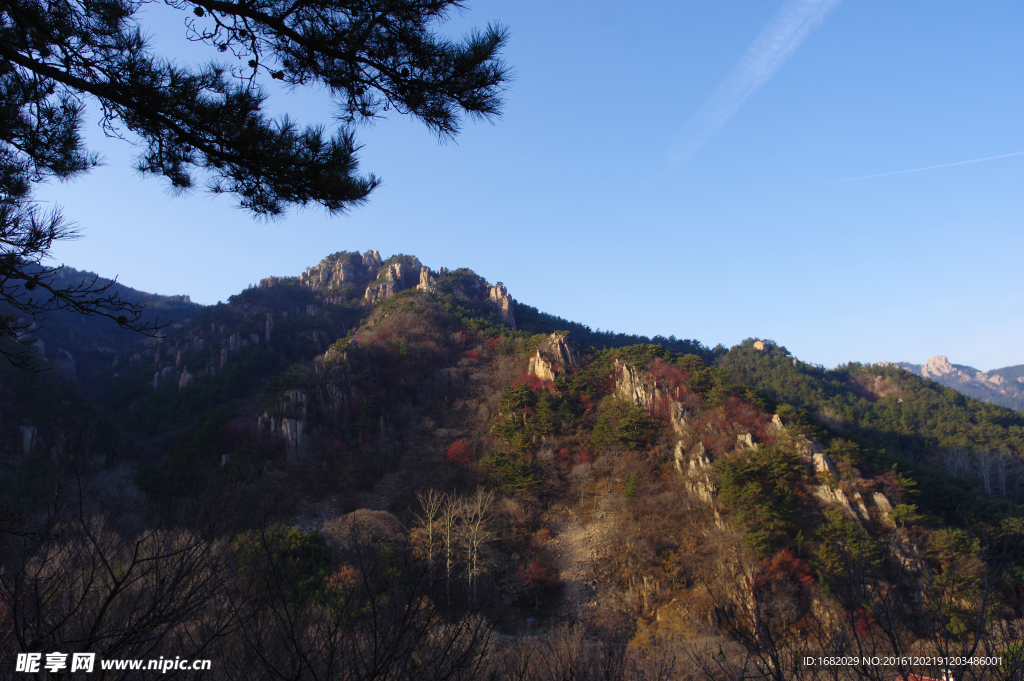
<box><xmin>35</xmin><ymin>0</ymin><xmax>1024</xmax><ymax>370</ymax></box>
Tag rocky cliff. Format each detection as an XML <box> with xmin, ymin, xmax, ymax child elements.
<box><xmin>890</xmin><ymin>355</ymin><xmax>1024</xmax><ymax>410</ymax></box>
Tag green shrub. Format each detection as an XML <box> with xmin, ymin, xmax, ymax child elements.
<box><xmin>715</xmin><ymin>446</ymin><xmax>806</xmax><ymax>557</ymax></box>
<box><xmin>481</xmin><ymin>452</ymin><xmax>536</xmax><ymax>493</ymax></box>
<box><xmin>624</xmin><ymin>472</ymin><xmax>641</xmax><ymax>500</ymax></box>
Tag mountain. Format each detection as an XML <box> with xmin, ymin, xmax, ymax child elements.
<box><xmin>890</xmin><ymin>355</ymin><xmax>1024</xmax><ymax>411</ymax></box>
<box><xmin>2</xmin><ymin>249</ymin><xmax>1023</xmax><ymax>679</ymax></box>
<box><xmin>0</xmin><ymin>265</ymin><xmax>201</xmax><ymax>398</ymax></box>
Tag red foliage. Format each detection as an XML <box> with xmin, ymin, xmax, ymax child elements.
<box><xmin>446</xmin><ymin>441</ymin><xmax>473</xmax><ymax>465</ymax></box>
<box><xmin>466</xmin><ymin>350</ymin><xmax>480</xmax><ymax>361</ymax></box>
<box><xmin>576</xmin><ymin>450</ymin><xmax>592</xmax><ymax>464</ymax></box>
<box><xmin>512</xmin><ymin>374</ymin><xmax>557</xmax><ymax>395</ymax></box>
<box><xmin>651</xmin><ymin>358</ymin><xmax>692</xmax><ymax>400</ymax></box>
<box><xmin>754</xmin><ymin>550</ymin><xmax>815</xmax><ymax>595</ymax></box>
<box><xmin>517</xmin><ymin>559</ymin><xmax>559</xmax><ymax>587</ymax></box>
<box><xmin>851</xmin><ymin>608</ymin><xmax>877</xmax><ymax>636</ymax></box>
<box><xmin>874</xmin><ymin>470</ymin><xmax>901</xmax><ymax>500</ymax></box>
<box><xmin>459</xmin><ymin>330</ymin><xmax>473</xmax><ymax>342</ymax></box>
<box><xmin>556</xmin><ymin>448</ymin><xmax>573</xmax><ymax>465</ymax></box>
<box><xmin>487</xmin><ymin>337</ymin><xmax>501</xmax><ymax>350</ymax></box>
<box><xmin>724</xmin><ymin>396</ymin><xmax>771</xmax><ymax>442</ymax></box>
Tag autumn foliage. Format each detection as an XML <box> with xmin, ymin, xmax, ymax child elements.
<box><xmin>446</xmin><ymin>441</ymin><xmax>473</xmax><ymax>465</ymax></box>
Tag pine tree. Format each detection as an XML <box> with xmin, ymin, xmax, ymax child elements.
<box><xmin>0</xmin><ymin>0</ymin><xmax>509</xmax><ymax>367</ymax></box>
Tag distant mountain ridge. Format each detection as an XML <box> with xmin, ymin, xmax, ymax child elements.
<box><xmin>889</xmin><ymin>355</ymin><xmax>1024</xmax><ymax>410</ymax></box>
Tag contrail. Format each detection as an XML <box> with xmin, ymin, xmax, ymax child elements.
<box><xmin>826</xmin><ymin>151</ymin><xmax>1024</xmax><ymax>183</ymax></box>
<box><xmin>667</xmin><ymin>0</ymin><xmax>840</xmax><ymax>167</ymax></box>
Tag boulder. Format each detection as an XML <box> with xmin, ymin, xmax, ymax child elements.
<box><xmin>753</xmin><ymin>340</ymin><xmax>769</xmax><ymax>352</ymax></box>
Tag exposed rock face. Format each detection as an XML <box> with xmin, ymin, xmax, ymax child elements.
<box><xmin>281</xmin><ymin>418</ymin><xmax>305</xmax><ymax>460</ymax></box>
<box><xmin>178</xmin><ymin>368</ymin><xmax>193</xmax><ymax>389</ymax></box>
<box><xmin>258</xmin><ymin>411</ymin><xmax>307</xmax><ymax>460</ymax></box>
<box><xmin>674</xmin><ymin>440</ymin><xmax>686</xmax><ymax>473</ymax></box>
<box><xmin>259</xmin><ymin>276</ymin><xmax>283</xmax><ymax>288</ymax></box>
<box><xmin>873</xmin><ymin>492</ymin><xmax>896</xmax><ymax>526</ymax></box>
<box><xmin>753</xmin><ymin>340</ymin><xmax>769</xmax><ymax>352</ymax></box>
<box><xmin>811</xmin><ymin>484</ymin><xmax>870</xmax><ymax>522</ymax></box>
<box><xmin>153</xmin><ymin>365</ymin><xmax>175</xmax><ymax>390</ymax></box>
<box><xmin>670</xmin><ymin>402</ymin><xmax>690</xmax><ymax>436</ymax></box>
<box><xmin>297</xmin><ymin>250</ymin><xmax>376</xmax><ymax>291</ymax></box>
<box><xmin>613</xmin><ymin>359</ymin><xmax>654</xmax><ymax>408</ymax></box>
<box><xmin>890</xmin><ymin>356</ymin><xmax>1024</xmax><ymax>410</ymax></box>
<box><xmin>364</xmin><ymin>261</ymin><xmax>412</xmax><ymax>304</ymax></box>
<box><xmin>684</xmin><ymin>442</ymin><xmax>716</xmax><ymax>505</ymax></box>
<box><xmin>528</xmin><ymin>334</ymin><xmax>580</xmax><ymax>382</ymax></box>
<box><xmin>364</xmin><ymin>280</ymin><xmax>398</xmax><ymax>304</ymax></box>
<box><xmin>362</xmin><ymin>249</ymin><xmax>382</xmax><ymax>271</ymax></box>
<box><xmin>812</xmin><ymin>452</ymin><xmax>838</xmax><ymax>478</ymax></box>
<box><xmin>20</xmin><ymin>426</ymin><xmax>36</xmax><ymax>457</ymax></box>
<box><xmin>417</xmin><ymin>266</ymin><xmax>438</xmax><ymax>293</ymax></box>
<box><xmin>921</xmin><ymin>355</ymin><xmax>956</xmax><ymax>379</ymax></box>
<box><xmin>487</xmin><ymin>284</ymin><xmax>516</xmax><ymax>328</ymax></box>
<box><xmin>807</xmin><ymin>450</ymin><xmax>873</xmax><ymax>523</ymax></box>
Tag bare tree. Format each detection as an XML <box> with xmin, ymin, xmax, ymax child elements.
<box><xmin>461</xmin><ymin>486</ymin><xmax>495</xmax><ymax>608</ymax></box>
<box><xmin>0</xmin><ymin>478</ymin><xmax>234</xmax><ymax>679</ymax></box>
<box><xmin>413</xmin><ymin>488</ymin><xmax>444</xmax><ymax>565</ymax></box>
<box><xmin>441</xmin><ymin>493</ymin><xmax>462</xmax><ymax>611</ymax></box>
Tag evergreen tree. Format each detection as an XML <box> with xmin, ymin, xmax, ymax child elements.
<box><xmin>0</xmin><ymin>0</ymin><xmax>509</xmax><ymax>366</ymax></box>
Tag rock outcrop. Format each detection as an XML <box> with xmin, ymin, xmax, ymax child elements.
<box><xmin>20</xmin><ymin>425</ymin><xmax>36</xmax><ymax>457</ymax></box>
<box><xmin>417</xmin><ymin>266</ymin><xmax>438</xmax><ymax>293</ymax></box>
<box><xmin>487</xmin><ymin>284</ymin><xmax>516</xmax><ymax>328</ymax></box>
<box><xmin>528</xmin><ymin>333</ymin><xmax>580</xmax><ymax>382</ymax></box>
<box><xmin>364</xmin><ymin>261</ymin><xmax>410</xmax><ymax>303</ymax></box>
<box><xmin>889</xmin><ymin>356</ymin><xmax>1024</xmax><ymax>410</ymax></box>
<box><xmin>258</xmin><ymin>397</ymin><xmax>308</xmax><ymax>461</ymax></box>
<box><xmin>613</xmin><ymin>359</ymin><xmax>654</xmax><ymax>408</ymax></box>
<box><xmin>259</xmin><ymin>276</ymin><xmax>283</xmax><ymax>288</ymax></box>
